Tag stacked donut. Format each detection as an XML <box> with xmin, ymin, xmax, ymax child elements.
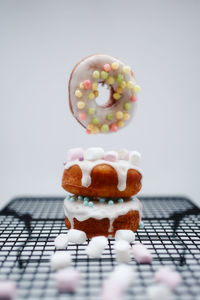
<box><xmin>62</xmin><ymin>147</ymin><xmax>143</xmax><ymax>238</ymax></box>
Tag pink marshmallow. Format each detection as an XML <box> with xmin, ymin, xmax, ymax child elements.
<box><xmin>104</xmin><ymin>151</ymin><xmax>118</xmax><ymax>162</ymax></box>
<box><xmin>155</xmin><ymin>266</ymin><xmax>182</xmax><ymax>290</ymax></box>
<box><xmin>66</xmin><ymin>148</ymin><xmax>84</xmax><ymax>162</ymax></box>
<box><xmin>55</xmin><ymin>268</ymin><xmax>80</xmax><ymax>293</ymax></box>
<box><xmin>0</xmin><ymin>281</ymin><xmax>16</xmax><ymax>299</ymax></box>
<box><xmin>118</xmin><ymin>149</ymin><xmax>129</xmax><ymax>160</ymax></box>
<box><xmin>101</xmin><ymin>280</ymin><xmax>123</xmax><ymax>300</ymax></box>
<box><xmin>132</xmin><ymin>243</ymin><xmax>152</xmax><ymax>264</ymax></box>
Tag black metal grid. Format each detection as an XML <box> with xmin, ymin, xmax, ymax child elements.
<box><xmin>0</xmin><ymin>196</ymin><xmax>199</xmax><ymax>300</ymax></box>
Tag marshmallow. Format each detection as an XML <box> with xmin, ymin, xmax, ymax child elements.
<box><xmin>84</xmin><ymin>147</ymin><xmax>104</xmax><ymax>161</ymax></box>
<box><xmin>66</xmin><ymin>148</ymin><xmax>84</xmax><ymax>162</ymax></box>
<box><xmin>67</xmin><ymin>229</ymin><xmax>87</xmax><ymax>244</ymax></box>
<box><xmin>55</xmin><ymin>267</ymin><xmax>80</xmax><ymax>293</ymax></box>
<box><xmin>132</xmin><ymin>243</ymin><xmax>152</xmax><ymax>264</ymax></box>
<box><xmin>147</xmin><ymin>283</ymin><xmax>174</xmax><ymax>300</ymax></box>
<box><xmin>129</xmin><ymin>151</ymin><xmax>141</xmax><ymax>165</ymax></box>
<box><xmin>54</xmin><ymin>234</ymin><xmax>68</xmax><ymax>250</ymax></box>
<box><xmin>118</xmin><ymin>149</ymin><xmax>129</xmax><ymax>160</ymax></box>
<box><xmin>50</xmin><ymin>251</ymin><xmax>71</xmax><ymax>271</ymax></box>
<box><xmin>155</xmin><ymin>266</ymin><xmax>182</xmax><ymax>290</ymax></box>
<box><xmin>0</xmin><ymin>281</ymin><xmax>16</xmax><ymax>300</ymax></box>
<box><xmin>115</xmin><ymin>230</ymin><xmax>135</xmax><ymax>243</ymax></box>
<box><xmin>86</xmin><ymin>236</ymin><xmax>108</xmax><ymax>258</ymax></box>
<box><xmin>101</xmin><ymin>265</ymin><xmax>136</xmax><ymax>300</ymax></box>
<box><xmin>104</xmin><ymin>151</ymin><xmax>118</xmax><ymax>162</ymax></box>
<box><xmin>114</xmin><ymin>240</ymin><xmax>131</xmax><ymax>263</ymax></box>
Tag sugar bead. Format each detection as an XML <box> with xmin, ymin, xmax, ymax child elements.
<box><xmin>77</xmin><ymin>101</ymin><xmax>85</xmax><ymax>109</ymax></box>
<box><xmin>132</xmin><ymin>84</ymin><xmax>141</xmax><ymax>93</ymax></box>
<box><xmin>84</xmin><ymin>196</ymin><xmax>89</xmax><ymax>201</ymax></box>
<box><xmin>116</xmin><ymin>74</ymin><xmax>124</xmax><ymax>83</ymax></box>
<box><xmin>83</xmin><ymin>200</ymin><xmax>88</xmax><ymax>206</ymax></box>
<box><xmin>123</xmin><ymin>112</ymin><xmax>130</xmax><ymax>120</ymax></box>
<box><xmin>92</xmin><ymin>82</ymin><xmax>98</xmax><ymax>90</ymax></box>
<box><xmin>88</xmin><ymin>92</ymin><xmax>95</xmax><ymax>100</ymax></box>
<box><xmin>83</xmin><ymin>80</ymin><xmax>92</xmax><ymax>90</ymax></box>
<box><xmin>113</xmin><ymin>93</ymin><xmax>121</xmax><ymax>100</ymax></box>
<box><xmin>117</xmin><ymin>198</ymin><xmax>124</xmax><ymax>203</ymax></box>
<box><xmin>111</xmin><ymin>61</ymin><xmax>119</xmax><ymax>70</ymax></box>
<box><xmin>110</xmin><ymin>123</ymin><xmax>118</xmax><ymax>132</ymax></box>
<box><xmin>75</xmin><ymin>89</ymin><xmax>82</xmax><ymax>98</ymax></box>
<box><xmin>88</xmin><ymin>107</ymin><xmax>95</xmax><ymax>115</ymax></box>
<box><xmin>106</xmin><ymin>76</ymin><xmax>114</xmax><ymax>85</ymax></box>
<box><xmin>117</xmin><ymin>120</ymin><xmax>124</xmax><ymax>128</ymax></box>
<box><xmin>108</xmin><ymin>200</ymin><xmax>114</xmax><ymax>205</ymax></box>
<box><xmin>79</xmin><ymin>112</ymin><xmax>86</xmax><ymax>121</ymax></box>
<box><xmin>99</xmin><ymin>198</ymin><xmax>106</xmax><ymax>203</ymax></box>
<box><xmin>115</xmin><ymin>111</ymin><xmax>124</xmax><ymax>119</ymax></box>
<box><xmin>92</xmin><ymin>117</ymin><xmax>99</xmax><ymax>125</ymax></box>
<box><xmin>88</xmin><ymin>201</ymin><xmax>94</xmax><ymax>207</ymax></box>
<box><xmin>103</xmin><ymin>64</ymin><xmax>111</xmax><ymax>72</ymax></box>
<box><xmin>130</xmin><ymin>95</ymin><xmax>137</xmax><ymax>102</ymax></box>
<box><xmin>124</xmin><ymin>102</ymin><xmax>131</xmax><ymax>110</ymax></box>
<box><xmin>92</xmin><ymin>70</ymin><xmax>100</xmax><ymax>79</ymax></box>
<box><xmin>78</xmin><ymin>195</ymin><xmax>83</xmax><ymax>201</ymax></box>
<box><xmin>106</xmin><ymin>113</ymin><xmax>113</xmax><ymax>121</ymax></box>
<box><xmin>100</xmin><ymin>71</ymin><xmax>108</xmax><ymax>80</ymax></box>
<box><xmin>122</xmin><ymin>65</ymin><xmax>131</xmax><ymax>74</ymax></box>
<box><xmin>126</xmin><ymin>81</ymin><xmax>134</xmax><ymax>89</ymax></box>
<box><xmin>101</xmin><ymin>124</ymin><xmax>109</xmax><ymax>132</ymax></box>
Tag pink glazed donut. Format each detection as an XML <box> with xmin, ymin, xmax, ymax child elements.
<box><xmin>69</xmin><ymin>54</ymin><xmax>141</xmax><ymax>134</ymax></box>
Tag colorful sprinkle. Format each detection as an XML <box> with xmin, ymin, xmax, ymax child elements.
<box><xmin>78</xmin><ymin>196</ymin><xmax>83</xmax><ymax>201</ymax></box>
<box><xmin>101</xmin><ymin>124</ymin><xmax>109</xmax><ymax>133</ymax></box>
<box><xmin>117</xmin><ymin>198</ymin><xmax>124</xmax><ymax>203</ymax></box>
<box><xmin>103</xmin><ymin>64</ymin><xmax>111</xmax><ymax>72</ymax></box>
<box><xmin>123</xmin><ymin>112</ymin><xmax>130</xmax><ymax>120</ymax></box>
<box><xmin>124</xmin><ymin>102</ymin><xmax>131</xmax><ymax>111</ymax></box>
<box><xmin>80</xmin><ymin>82</ymin><xmax>84</xmax><ymax>89</ymax></box>
<box><xmin>106</xmin><ymin>76</ymin><xmax>114</xmax><ymax>85</ymax></box>
<box><xmin>94</xmin><ymin>90</ymin><xmax>99</xmax><ymax>97</ymax></box>
<box><xmin>86</xmin><ymin>129</ymin><xmax>91</xmax><ymax>134</ymax></box>
<box><xmin>132</xmin><ymin>85</ymin><xmax>141</xmax><ymax>93</ymax></box>
<box><xmin>92</xmin><ymin>70</ymin><xmax>100</xmax><ymax>79</ymax></box>
<box><xmin>116</xmin><ymin>74</ymin><xmax>124</xmax><ymax>83</ymax></box>
<box><xmin>92</xmin><ymin>82</ymin><xmax>98</xmax><ymax>91</ymax></box>
<box><xmin>126</xmin><ymin>81</ymin><xmax>134</xmax><ymax>89</ymax></box>
<box><xmin>110</xmin><ymin>123</ymin><xmax>118</xmax><ymax>132</ymax></box>
<box><xmin>120</xmin><ymin>81</ymin><xmax>126</xmax><ymax>88</ymax></box>
<box><xmin>88</xmin><ymin>201</ymin><xmax>94</xmax><ymax>207</ymax></box>
<box><xmin>113</xmin><ymin>93</ymin><xmax>121</xmax><ymax>100</ymax></box>
<box><xmin>117</xmin><ymin>120</ymin><xmax>124</xmax><ymax>128</ymax></box>
<box><xmin>122</xmin><ymin>66</ymin><xmax>131</xmax><ymax>74</ymax></box>
<box><xmin>130</xmin><ymin>95</ymin><xmax>137</xmax><ymax>102</ymax></box>
<box><xmin>92</xmin><ymin>117</ymin><xmax>99</xmax><ymax>125</ymax></box>
<box><xmin>88</xmin><ymin>92</ymin><xmax>95</xmax><ymax>100</ymax></box>
<box><xmin>83</xmin><ymin>80</ymin><xmax>92</xmax><ymax>90</ymax></box>
<box><xmin>111</xmin><ymin>62</ymin><xmax>119</xmax><ymax>70</ymax></box>
<box><xmin>116</xmin><ymin>86</ymin><xmax>123</xmax><ymax>94</ymax></box>
<box><xmin>100</xmin><ymin>71</ymin><xmax>108</xmax><ymax>80</ymax></box>
<box><xmin>79</xmin><ymin>112</ymin><xmax>86</xmax><ymax>120</ymax></box>
<box><xmin>99</xmin><ymin>198</ymin><xmax>106</xmax><ymax>203</ymax></box>
<box><xmin>106</xmin><ymin>114</ymin><xmax>113</xmax><ymax>121</ymax></box>
<box><xmin>77</xmin><ymin>101</ymin><xmax>85</xmax><ymax>109</ymax></box>
<box><xmin>108</xmin><ymin>200</ymin><xmax>114</xmax><ymax>205</ymax></box>
<box><xmin>115</xmin><ymin>111</ymin><xmax>124</xmax><ymax>120</ymax></box>
<box><xmin>75</xmin><ymin>89</ymin><xmax>82</xmax><ymax>98</ymax></box>
<box><xmin>92</xmin><ymin>126</ymin><xmax>100</xmax><ymax>134</ymax></box>
<box><xmin>88</xmin><ymin>107</ymin><xmax>95</xmax><ymax>115</ymax></box>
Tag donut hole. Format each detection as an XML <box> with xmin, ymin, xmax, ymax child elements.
<box><xmin>95</xmin><ymin>84</ymin><xmax>114</xmax><ymax>108</ymax></box>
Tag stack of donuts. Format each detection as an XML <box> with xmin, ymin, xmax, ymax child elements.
<box><xmin>62</xmin><ymin>147</ymin><xmax>143</xmax><ymax>238</ymax></box>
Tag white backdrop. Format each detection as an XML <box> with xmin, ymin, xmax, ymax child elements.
<box><xmin>0</xmin><ymin>0</ymin><xmax>200</xmax><ymax>208</ymax></box>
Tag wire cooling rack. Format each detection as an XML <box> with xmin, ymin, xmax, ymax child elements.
<box><xmin>0</xmin><ymin>196</ymin><xmax>199</xmax><ymax>300</ymax></box>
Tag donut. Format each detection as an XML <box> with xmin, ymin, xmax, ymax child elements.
<box><xmin>68</xmin><ymin>54</ymin><xmax>141</xmax><ymax>134</ymax></box>
<box><xmin>62</xmin><ymin>147</ymin><xmax>143</xmax><ymax>238</ymax></box>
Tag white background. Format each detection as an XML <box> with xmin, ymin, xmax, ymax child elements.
<box><xmin>0</xmin><ymin>0</ymin><xmax>200</xmax><ymax>208</ymax></box>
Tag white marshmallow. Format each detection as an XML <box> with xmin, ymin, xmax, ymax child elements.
<box><xmin>115</xmin><ymin>230</ymin><xmax>135</xmax><ymax>243</ymax></box>
<box><xmin>55</xmin><ymin>267</ymin><xmax>80</xmax><ymax>293</ymax></box>
<box><xmin>147</xmin><ymin>283</ymin><xmax>174</xmax><ymax>300</ymax></box>
<box><xmin>50</xmin><ymin>251</ymin><xmax>71</xmax><ymax>271</ymax></box>
<box><xmin>114</xmin><ymin>240</ymin><xmax>131</xmax><ymax>263</ymax></box>
<box><xmin>129</xmin><ymin>151</ymin><xmax>141</xmax><ymax>165</ymax></box>
<box><xmin>118</xmin><ymin>148</ymin><xmax>129</xmax><ymax>160</ymax></box>
<box><xmin>86</xmin><ymin>236</ymin><xmax>108</xmax><ymax>258</ymax></box>
<box><xmin>67</xmin><ymin>229</ymin><xmax>87</xmax><ymax>244</ymax></box>
<box><xmin>84</xmin><ymin>147</ymin><xmax>105</xmax><ymax>161</ymax></box>
<box><xmin>54</xmin><ymin>234</ymin><xmax>68</xmax><ymax>250</ymax></box>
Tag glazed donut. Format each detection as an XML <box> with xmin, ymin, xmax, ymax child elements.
<box><xmin>69</xmin><ymin>54</ymin><xmax>141</xmax><ymax>134</ymax></box>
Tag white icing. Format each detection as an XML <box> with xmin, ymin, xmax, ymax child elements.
<box><xmin>64</xmin><ymin>159</ymin><xmax>142</xmax><ymax>191</ymax></box>
<box><xmin>69</xmin><ymin>54</ymin><xmax>138</xmax><ymax>132</ymax></box>
<box><xmin>63</xmin><ymin>197</ymin><xmax>141</xmax><ymax>234</ymax></box>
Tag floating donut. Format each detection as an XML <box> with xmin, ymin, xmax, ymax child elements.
<box><xmin>68</xmin><ymin>54</ymin><xmax>141</xmax><ymax>134</ymax></box>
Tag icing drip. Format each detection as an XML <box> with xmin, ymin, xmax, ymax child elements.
<box><xmin>64</xmin><ymin>197</ymin><xmax>141</xmax><ymax>233</ymax></box>
<box><xmin>64</xmin><ymin>160</ymin><xmax>142</xmax><ymax>191</ymax></box>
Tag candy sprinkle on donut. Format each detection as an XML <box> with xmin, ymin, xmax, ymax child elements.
<box><xmin>68</xmin><ymin>54</ymin><xmax>141</xmax><ymax>134</ymax></box>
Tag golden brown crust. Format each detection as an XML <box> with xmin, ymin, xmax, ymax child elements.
<box><xmin>62</xmin><ymin>164</ymin><xmax>142</xmax><ymax>198</ymax></box>
<box><xmin>65</xmin><ymin>210</ymin><xmax>139</xmax><ymax>238</ymax></box>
